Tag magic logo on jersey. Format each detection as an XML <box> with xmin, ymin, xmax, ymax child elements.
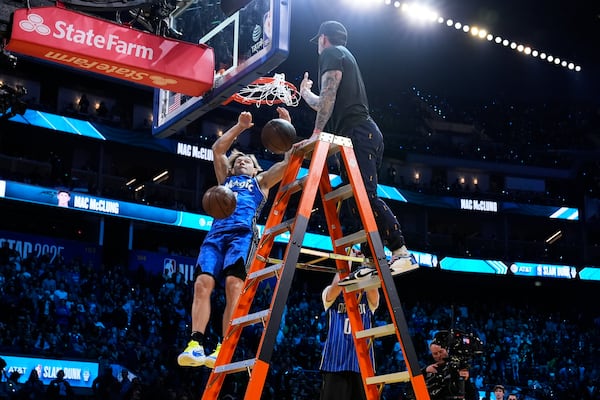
<box><xmin>225</xmin><ymin>176</ymin><xmax>255</xmax><ymax>193</ymax></box>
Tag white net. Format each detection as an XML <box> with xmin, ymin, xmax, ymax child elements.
<box><xmin>236</xmin><ymin>73</ymin><xmax>300</xmax><ymax>107</ymax></box>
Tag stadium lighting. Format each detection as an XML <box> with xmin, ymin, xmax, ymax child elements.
<box><xmin>366</xmin><ymin>0</ymin><xmax>582</xmax><ymax>71</ymax></box>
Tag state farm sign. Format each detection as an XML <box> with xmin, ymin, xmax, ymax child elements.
<box><xmin>7</xmin><ymin>7</ymin><xmax>215</xmax><ymax>96</ymax></box>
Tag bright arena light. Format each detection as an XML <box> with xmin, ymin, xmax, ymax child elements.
<box><xmin>402</xmin><ymin>3</ymin><xmax>439</xmax><ymax>22</ymax></box>
<box><xmin>369</xmin><ymin>0</ymin><xmax>582</xmax><ymax>72</ymax></box>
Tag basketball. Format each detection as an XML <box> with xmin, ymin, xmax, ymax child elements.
<box><xmin>261</xmin><ymin>118</ymin><xmax>297</xmax><ymax>154</ymax></box>
<box><xmin>202</xmin><ymin>185</ymin><xmax>237</xmax><ymax>219</ymax></box>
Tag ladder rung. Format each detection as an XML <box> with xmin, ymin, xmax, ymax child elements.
<box><xmin>296</xmin><ymin>263</ymin><xmax>338</xmax><ymax>273</ymax></box>
<box><xmin>356</xmin><ymin>324</ymin><xmax>396</xmax><ymax>339</ymax></box>
<box><xmin>300</xmin><ymin>247</ymin><xmax>365</xmax><ymax>263</ymax></box>
<box><xmin>335</xmin><ymin>230</ymin><xmax>367</xmax><ymax>248</ymax></box>
<box><xmin>231</xmin><ymin>309</ymin><xmax>270</xmax><ymax>328</ymax></box>
<box><xmin>366</xmin><ymin>371</ymin><xmax>410</xmax><ymax>385</ymax></box>
<box><xmin>324</xmin><ymin>184</ymin><xmax>354</xmax><ymax>203</ymax></box>
<box><xmin>247</xmin><ymin>264</ymin><xmax>283</xmax><ymax>281</ymax></box>
<box><xmin>263</xmin><ymin>218</ymin><xmax>295</xmax><ymax>237</ymax></box>
<box><xmin>214</xmin><ymin>358</ymin><xmax>256</xmax><ymax>375</ymax></box>
<box><xmin>279</xmin><ymin>176</ymin><xmax>307</xmax><ymax>196</ymax></box>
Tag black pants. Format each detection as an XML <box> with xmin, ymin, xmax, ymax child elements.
<box><xmin>320</xmin><ymin>371</ymin><xmax>366</xmax><ymax>400</ymax></box>
<box><xmin>339</xmin><ymin>118</ymin><xmax>406</xmax><ymax>253</ymax></box>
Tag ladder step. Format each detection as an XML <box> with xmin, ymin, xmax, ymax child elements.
<box><xmin>279</xmin><ymin>176</ymin><xmax>307</xmax><ymax>196</ymax></box>
<box><xmin>247</xmin><ymin>264</ymin><xmax>283</xmax><ymax>281</ymax></box>
<box><xmin>356</xmin><ymin>324</ymin><xmax>396</xmax><ymax>339</ymax></box>
<box><xmin>335</xmin><ymin>230</ymin><xmax>367</xmax><ymax>248</ymax></box>
<box><xmin>366</xmin><ymin>371</ymin><xmax>410</xmax><ymax>385</ymax></box>
<box><xmin>231</xmin><ymin>309</ymin><xmax>270</xmax><ymax>328</ymax></box>
<box><xmin>324</xmin><ymin>184</ymin><xmax>354</xmax><ymax>203</ymax></box>
<box><xmin>263</xmin><ymin>218</ymin><xmax>295</xmax><ymax>237</ymax></box>
<box><xmin>214</xmin><ymin>358</ymin><xmax>256</xmax><ymax>375</ymax></box>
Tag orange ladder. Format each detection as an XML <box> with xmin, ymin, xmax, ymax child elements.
<box><xmin>200</xmin><ymin>132</ymin><xmax>431</xmax><ymax>400</ymax></box>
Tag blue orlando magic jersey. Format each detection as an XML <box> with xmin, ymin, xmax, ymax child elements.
<box><xmin>210</xmin><ymin>175</ymin><xmax>265</xmax><ymax>232</ymax></box>
<box><xmin>319</xmin><ymin>289</ymin><xmax>376</xmax><ymax>372</ymax></box>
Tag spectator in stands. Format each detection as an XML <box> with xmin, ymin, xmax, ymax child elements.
<box><xmin>92</xmin><ymin>366</ymin><xmax>119</xmax><ymax>400</ymax></box>
<box><xmin>46</xmin><ymin>370</ymin><xmax>74</xmax><ymax>400</ymax></box>
<box><xmin>19</xmin><ymin>369</ymin><xmax>44</xmax><ymax>399</ymax></box>
<box><xmin>118</xmin><ymin>369</ymin><xmax>132</xmax><ymax>400</ymax></box>
<box><xmin>177</xmin><ymin>108</ymin><xmax>294</xmax><ymax>368</ymax></box>
<box><xmin>506</xmin><ymin>393</ymin><xmax>518</xmax><ymax>400</ymax></box>
<box><xmin>493</xmin><ymin>384</ymin><xmax>506</xmax><ymax>400</ymax></box>
<box><xmin>319</xmin><ymin>268</ymin><xmax>379</xmax><ymax>400</ymax></box>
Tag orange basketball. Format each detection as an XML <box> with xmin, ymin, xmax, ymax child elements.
<box><xmin>202</xmin><ymin>185</ymin><xmax>237</xmax><ymax>219</ymax></box>
<box><xmin>261</xmin><ymin>118</ymin><xmax>296</xmax><ymax>154</ymax></box>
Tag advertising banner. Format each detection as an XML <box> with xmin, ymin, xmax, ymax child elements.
<box><xmin>0</xmin><ymin>230</ymin><xmax>100</xmax><ymax>265</ymax></box>
<box><xmin>0</xmin><ymin>355</ymin><xmax>99</xmax><ymax>388</ymax></box>
<box><xmin>7</xmin><ymin>7</ymin><xmax>214</xmax><ymax>96</ymax></box>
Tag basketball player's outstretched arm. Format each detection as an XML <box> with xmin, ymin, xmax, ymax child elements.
<box><xmin>212</xmin><ymin>112</ymin><xmax>254</xmax><ymax>184</ymax></box>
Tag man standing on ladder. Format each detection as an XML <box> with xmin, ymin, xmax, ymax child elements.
<box><xmin>299</xmin><ymin>20</ymin><xmax>418</xmax><ymax>284</ymax></box>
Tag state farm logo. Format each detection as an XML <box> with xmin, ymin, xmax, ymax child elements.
<box><xmin>19</xmin><ymin>14</ymin><xmax>51</xmax><ymax>35</ymax></box>
<box><xmin>16</xmin><ymin>12</ymin><xmax>155</xmax><ymax>61</ymax></box>
<box><xmin>6</xmin><ymin>7</ymin><xmax>217</xmax><ymax>94</ymax></box>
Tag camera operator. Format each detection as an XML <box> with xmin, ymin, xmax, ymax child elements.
<box><xmin>424</xmin><ymin>332</ymin><xmax>480</xmax><ymax>400</ymax></box>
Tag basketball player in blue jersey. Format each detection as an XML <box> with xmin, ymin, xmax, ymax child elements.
<box><xmin>320</xmin><ymin>268</ymin><xmax>379</xmax><ymax>400</ymax></box>
<box><xmin>178</xmin><ymin>108</ymin><xmax>293</xmax><ymax>368</ymax></box>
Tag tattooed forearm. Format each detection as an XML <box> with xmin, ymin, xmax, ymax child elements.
<box><xmin>315</xmin><ymin>70</ymin><xmax>342</xmax><ymax>131</ymax></box>
<box><xmin>303</xmin><ymin>91</ymin><xmax>320</xmax><ymax>110</ymax></box>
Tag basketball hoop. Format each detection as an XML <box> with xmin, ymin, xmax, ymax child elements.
<box><xmin>225</xmin><ymin>73</ymin><xmax>301</xmax><ymax>107</ymax></box>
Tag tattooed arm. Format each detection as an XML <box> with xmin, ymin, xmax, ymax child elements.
<box><xmin>300</xmin><ymin>70</ymin><xmax>342</xmax><ymax>137</ymax></box>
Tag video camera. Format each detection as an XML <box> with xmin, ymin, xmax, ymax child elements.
<box><xmin>426</xmin><ymin>329</ymin><xmax>483</xmax><ymax>400</ymax></box>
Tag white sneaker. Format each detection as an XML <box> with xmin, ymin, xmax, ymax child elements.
<box><xmin>338</xmin><ymin>266</ymin><xmax>377</xmax><ymax>286</ymax></box>
<box><xmin>177</xmin><ymin>340</ymin><xmax>206</xmax><ymax>367</ymax></box>
<box><xmin>388</xmin><ymin>254</ymin><xmax>419</xmax><ymax>275</ymax></box>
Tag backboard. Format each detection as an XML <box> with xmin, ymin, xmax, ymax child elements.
<box><xmin>152</xmin><ymin>0</ymin><xmax>291</xmax><ymax>138</ymax></box>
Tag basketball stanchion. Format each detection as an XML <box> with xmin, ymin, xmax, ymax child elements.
<box><xmin>222</xmin><ymin>73</ymin><xmax>301</xmax><ymax>107</ymax></box>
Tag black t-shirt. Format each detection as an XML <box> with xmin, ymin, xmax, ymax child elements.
<box><xmin>318</xmin><ymin>45</ymin><xmax>370</xmax><ymax>134</ymax></box>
